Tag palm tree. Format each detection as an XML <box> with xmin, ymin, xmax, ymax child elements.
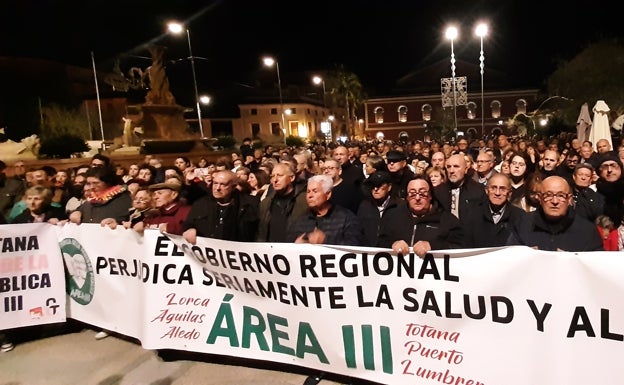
<box><xmin>326</xmin><ymin>65</ymin><xmax>367</xmax><ymax>139</ymax></box>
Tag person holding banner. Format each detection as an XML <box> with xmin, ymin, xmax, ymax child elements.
<box><xmin>507</xmin><ymin>175</ymin><xmax>603</xmax><ymax>251</ymax></box>
<box><xmin>287</xmin><ymin>174</ymin><xmax>363</xmax><ymax>245</ymax></box>
<box><xmin>377</xmin><ymin>175</ymin><xmax>463</xmax><ymax>257</ymax></box>
<box><xmin>69</xmin><ymin>165</ymin><xmax>132</xmax><ymax>225</ymax></box>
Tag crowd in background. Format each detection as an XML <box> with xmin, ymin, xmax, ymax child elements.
<box><xmin>2</xmin><ymin>132</ymin><xmax>624</xmax><ymax>349</ymax></box>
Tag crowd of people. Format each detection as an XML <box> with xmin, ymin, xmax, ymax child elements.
<box><xmin>2</xmin><ymin>133</ymin><xmax>624</xmax><ymax>352</ymax></box>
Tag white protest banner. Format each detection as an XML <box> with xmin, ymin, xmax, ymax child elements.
<box><xmin>4</xmin><ymin>224</ymin><xmax>624</xmax><ymax>385</ymax></box>
<box><xmin>59</xmin><ymin>223</ymin><xmax>145</xmax><ymax>339</ymax></box>
<box><xmin>159</xmin><ymin>233</ymin><xmax>624</xmax><ymax>385</ymax></box>
<box><xmin>0</xmin><ymin>223</ymin><xmax>66</xmax><ymax>329</ymax></box>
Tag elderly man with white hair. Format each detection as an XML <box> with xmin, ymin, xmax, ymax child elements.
<box><xmin>286</xmin><ymin>174</ymin><xmax>363</xmax><ymax>246</ymax></box>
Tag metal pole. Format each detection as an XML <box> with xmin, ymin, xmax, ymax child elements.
<box><xmin>186</xmin><ymin>29</ymin><xmax>204</xmax><ymax>138</ymax></box>
<box><xmin>276</xmin><ymin>61</ymin><xmax>285</xmax><ymax>139</ymax></box>
<box><xmin>450</xmin><ymin>39</ymin><xmax>457</xmax><ymax>132</ymax></box>
<box><xmin>91</xmin><ymin>51</ymin><xmax>105</xmax><ymax>142</ymax></box>
<box><xmin>479</xmin><ymin>36</ymin><xmax>485</xmax><ymax>138</ymax></box>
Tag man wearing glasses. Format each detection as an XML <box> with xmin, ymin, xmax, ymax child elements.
<box><xmin>463</xmin><ymin>173</ymin><xmax>526</xmax><ymax>248</ymax></box>
<box><xmin>377</xmin><ymin>175</ymin><xmax>463</xmax><ymax>257</ymax></box>
<box><xmin>507</xmin><ymin>175</ymin><xmax>603</xmax><ymax>251</ymax></box>
<box><xmin>595</xmin><ymin>151</ymin><xmax>624</xmax><ymax>227</ymax></box>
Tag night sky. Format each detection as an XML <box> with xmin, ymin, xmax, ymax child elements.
<box><xmin>1</xmin><ymin>0</ymin><xmax>621</xmax><ymax>95</ymax></box>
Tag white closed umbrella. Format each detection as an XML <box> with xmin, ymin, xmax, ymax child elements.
<box><xmin>588</xmin><ymin>100</ymin><xmax>612</xmax><ymax>151</ymax></box>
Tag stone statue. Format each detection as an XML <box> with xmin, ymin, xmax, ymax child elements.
<box><xmin>144</xmin><ymin>45</ymin><xmax>176</xmax><ymax>106</ymax></box>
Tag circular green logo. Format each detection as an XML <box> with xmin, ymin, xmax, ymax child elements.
<box><xmin>60</xmin><ymin>238</ymin><xmax>94</xmax><ymax>305</ymax></box>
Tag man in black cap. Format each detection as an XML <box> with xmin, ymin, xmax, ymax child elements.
<box><xmin>386</xmin><ymin>150</ymin><xmax>415</xmax><ymax>200</ymax></box>
<box><xmin>357</xmin><ymin>171</ymin><xmax>401</xmax><ymax>247</ymax></box>
<box><xmin>595</xmin><ymin>151</ymin><xmax>624</xmax><ymax>226</ymax></box>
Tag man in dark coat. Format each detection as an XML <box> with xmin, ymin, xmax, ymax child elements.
<box><xmin>183</xmin><ymin>170</ymin><xmax>258</xmax><ymax>243</ymax></box>
<box><xmin>356</xmin><ymin>171</ymin><xmax>402</xmax><ymax>247</ymax></box>
<box><xmin>378</xmin><ymin>175</ymin><xmax>463</xmax><ymax>257</ymax></box>
<box><xmin>463</xmin><ymin>173</ymin><xmax>526</xmax><ymax>248</ymax></box>
<box><xmin>385</xmin><ymin>150</ymin><xmax>415</xmax><ymax>200</ymax></box>
<box><xmin>434</xmin><ymin>153</ymin><xmax>486</xmax><ymax>223</ymax></box>
<box><xmin>571</xmin><ymin>163</ymin><xmax>604</xmax><ymax>222</ymax></box>
<box><xmin>507</xmin><ymin>176</ymin><xmax>603</xmax><ymax>251</ymax></box>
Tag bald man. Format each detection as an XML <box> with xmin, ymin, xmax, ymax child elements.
<box><xmin>507</xmin><ymin>176</ymin><xmax>603</xmax><ymax>251</ymax></box>
<box><xmin>434</xmin><ymin>153</ymin><xmax>486</xmax><ymax>222</ymax></box>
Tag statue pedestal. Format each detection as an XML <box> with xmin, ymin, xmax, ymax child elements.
<box><xmin>141</xmin><ymin>104</ymin><xmax>193</xmax><ymax>140</ymax></box>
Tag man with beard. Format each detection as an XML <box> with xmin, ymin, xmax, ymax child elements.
<box><xmin>434</xmin><ymin>153</ymin><xmax>486</xmax><ymax>222</ymax></box>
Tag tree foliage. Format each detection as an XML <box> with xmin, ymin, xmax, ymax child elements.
<box><xmin>39</xmin><ymin>134</ymin><xmax>90</xmax><ymax>159</ymax></box>
<box><xmin>326</xmin><ymin>65</ymin><xmax>367</xmax><ymax>139</ymax></box>
<box><xmin>40</xmin><ymin>103</ymin><xmax>90</xmax><ymax>141</ymax></box>
<box><xmin>547</xmin><ymin>39</ymin><xmax>624</xmax><ymax>126</ymax></box>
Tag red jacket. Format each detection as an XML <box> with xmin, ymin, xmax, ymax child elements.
<box><xmin>143</xmin><ymin>201</ymin><xmax>191</xmax><ymax>235</ymax></box>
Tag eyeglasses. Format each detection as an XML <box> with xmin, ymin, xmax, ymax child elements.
<box><xmin>407</xmin><ymin>189</ymin><xmax>430</xmax><ymax>199</ymax></box>
<box><xmin>487</xmin><ymin>186</ymin><xmax>510</xmax><ymax>193</ymax></box>
<box><xmin>476</xmin><ymin>160</ymin><xmax>492</xmax><ymax>164</ymax></box>
<box><xmin>600</xmin><ymin>162</ymin><xmax>620</xmax><ymax>170</ymax></box>
<box><xmin>321</xmin><ymin>166</ymin><xmax>339</xmax><ymax>171</ymax></box>
<box><xmin>511</xmin><ymin>161</ymin><xmax>526</xmax><ymax>167</ymax></box>
<box><xmin>539</xmin><ymin>192</ymin><xmax>571</xmax><ymax>201</ymax></box>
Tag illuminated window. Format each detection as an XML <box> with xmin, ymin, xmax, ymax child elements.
<box><xmin>466</xmin><ymin>101</ymin><xmax>477</xmax><ymax>119</ymax></box>
<box><xmin>516</xmin><ymin>99</ymin><xmax>527</xmax><ymax>115</ymax></box>
<box><xmin>490</xmin><ymin>100</ymin><xmax>501</xmax><ymax>119</ymax></box>
<box><xmin>374</xmin><ymin>107</ymin><xmax>385</xmax><ymax>123</ymax></box>
<box><xmin>421</xmin><ymin>104</ymin><xmax>432</xmax><ymax>121</ymax></box>
<box><xmin>398</xmin><ymin>105</ymin><xmax>408</xmax><ymax>122</ymax></box>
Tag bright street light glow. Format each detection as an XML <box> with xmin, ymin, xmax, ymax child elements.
<box><xmin>199</xmin><ymin>95</ymin><xmax>211</xmax><ymax>105</ymax></box>
<box><xmin>445</xmin><ymin>26</ymin><xmax>458</xmax><ymax>41</ymax></box>
<box><xmin>475</xmin><ymin>23</ymin><xmax>488</xmax><ymax>38</ymax></box>
<box><xmin>167</xmin><ymin>22</ymin><xmax>184</xmax><ymax>34</ymax></box>
<box><xmin>312</xmin><ymin>76</ymin><xmax>322</xmax><ymax>85</ymax></box>
<box><xmin>263</xmin><ymin>57</ymin><xmax>275</xmax><ymax>67</ymax></box>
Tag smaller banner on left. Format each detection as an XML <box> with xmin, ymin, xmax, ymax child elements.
<box><xmin>0</xmin><ymin>223</ymin><xmax>67</xmax><ymax>329</ymax></box>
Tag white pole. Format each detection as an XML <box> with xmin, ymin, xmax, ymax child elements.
<box><xmin>91</xmin><ymin>51</ymin><xmax>105</xmax><ymax>142</ymax></box>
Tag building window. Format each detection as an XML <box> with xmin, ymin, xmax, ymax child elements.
<box><xmin>374</xmin><ymin>107</ymin><xmax>385</xmax><ymax>123</ymax></box>
<box><xmin>307</xmin><ymin>108</ymin><xmax>311</xmax><ymax>114</ymax></box>
<box><xmin>251</xmin><ymin>108</ymin><xmax>258</xmax><ymax>115</ymax></box>
<box><xmin>421</xmin><ymin>104</ymin><xmax>432</xmax><ymax>121</ymax></box>
<box><xmin>271</xmin><ymin>108</ymin><xmax>278</xmax><ymax>115</ymax></box>
<box><xmin>290</xmin><ymin>108</ymin><xmax>297</xmax><ymax>114</ymax></box>
<box><xmin>490</xmin><ymin>100</ymin><xmax>502</xmax><ymax>119</ymax></box>
<box><xmin>516</xmin><ymin>99</ymin><xmax>527</xmax><ymax>115</ymax></box>
<box><xmin>251</xmin><ymin>123</ymin><xmax>260</xmax><ymax>138</ymax></box>
<box><xmin>398</xmin><ymin>105</ymin><xmax>408</xmax><ymax>123</ymax></box>
<box><xmin>271</xmin><ymin>122</ymin><xmax>281</xmax><ymax>136</ymax></box>
<box><xmin>466</xmin><ymin>101</ymin><xmax>477</xmax><ymax>119</ymax></box>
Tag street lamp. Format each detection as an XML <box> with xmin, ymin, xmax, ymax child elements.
<box><xmin>312</xmin><ymin>75</ymin><xmax>326</xmax><ymax>108</ymax></box>
<box><xmin>445</xmin><ymin>26</ymin><xmax>459</xmax><ymax>132</ymax></box>
<box><xmin>475</xmin><ymin>22</ymin><xmax>488</xmax><ymax>138</ymax></box>
<box><xmin>167</xmin><ymin>21</ymin><xmax>205</xmax><ymax>138</ymax></box>
<box><xmin>263</xmin><ymin>56</ymin><xmax>286</xmax><ymax>138</ymax></box>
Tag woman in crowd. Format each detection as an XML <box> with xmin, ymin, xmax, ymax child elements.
<box><xmin>248</xmin><ymin>169</ymin><xmax>270</xmax><ymax>200</ymax></box>
<box><xmin>12</xmin><ymin>186</ymin><xmax>67</xmax><ymax>224</ymax></box>
<box><xmin>426</xmin><ymin>166</ymin><xmax>446</xmax><ymax>187</ymax></box>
